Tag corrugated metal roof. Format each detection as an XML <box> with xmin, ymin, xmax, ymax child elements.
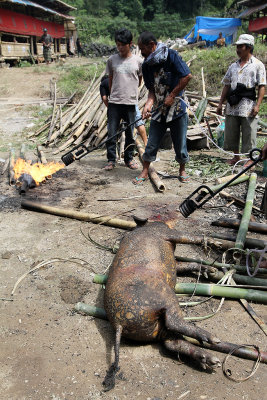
<box><xmin>0</xmin><ymin>0</ymin><xmax>74</xmax><ymax>19</ymax></box>
<box><xmin>238</xmin><ymin>2</ymin><xmax>267</xmax><ymax>18</ymax></box>
<box><xmin>34</xmin><ymin>0</ymin><xmax>76</xmax><ymax>12</ymax></box>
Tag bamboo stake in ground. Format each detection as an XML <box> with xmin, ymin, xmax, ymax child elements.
<box><xmin>9</xmin><ymin>148</ymin><xmax>16</xmax><ymax>185</ymax></box>
<box><xmin>46</xmin><ymin>79</ymin><xmax>57</xmax><ymax>145</ymax></box>
<box><xmin>37</xmin><ymin>145</ymin><xmax>47</xmax><ymax>164</ymax></box>
<box><xmin>135</xmin><ymin>137</ymin><xmax>165</xmax><ymax>192</ymax></box>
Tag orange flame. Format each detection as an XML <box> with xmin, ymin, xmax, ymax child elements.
<box><xmin>13</xmin><ymin>158</ymin><xmax>64</xmax><ymax>185</ymax></box>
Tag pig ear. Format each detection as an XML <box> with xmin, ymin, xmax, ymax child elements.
<box><xmin>133</xmin><ymin>215</ymin><xmax>148</xmax><ymax>227</ymax></box>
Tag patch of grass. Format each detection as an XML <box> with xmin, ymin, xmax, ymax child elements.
<box><xmin>57</xmin><ymin>63</ymin><xmax>105</xmax><ymax>98</ymax></box>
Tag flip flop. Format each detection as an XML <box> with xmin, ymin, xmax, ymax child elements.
<box><xmin>132</xmin><ymin>176</ymin><xmax>148</xmax><ymax>185</ymax></box>
<box><xmin>126</xmin><ymin>160</ymin><xmax>139</xmax><ymax>170</ymax></box>
<box><xmin>179</xmin><ymin>175</ymin><xmax>190</xmax><ymax>183</ymax></box>
<box><xmin>103</xmin><ymin>162</ymin><xmax>115</xmax><ymax>171</ymax></box>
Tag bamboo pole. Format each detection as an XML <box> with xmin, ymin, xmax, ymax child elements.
<box><xmin>219</xmin><ymin>190</ymin><xmax>262</xmax><ymax>213</ymax></box>
<box><xmin>207</xmin><ymin>268</ymin><xmax>267</xmax><ymax>287</ymax></box>
<box><xmin>46</xmin><ymin>79</ymin><xmax>57</xmax><ymax>144</ymax></box>
<box><xmin>175</xmin><ymin>256</ymin><xmax>267</xmax><ymax>276</ymax></box>
<box><xmin>21</xmin><ymin>200</ymin><xmax>136</xmax><ymax>230</ymax></box>
<box><xmin>135</xmin><ymin>137</ymin><xmax>166</xmax><ymax>192</ymax></box>
<box><xmin>37</xmin><ymin>145</ymin><xmax>47</xmax><ymax>164</ymax></box>
<box><xmin>211</xmin><ymin>232</ymin><xmax>266</xmax><ymax>250</ymax></box>
<box><xmin>209</xmin><ymin>175</ymin><xmax>249</xmax><ymax>192</ymax></box>
<box><xmin>212</xmin><ymin>218</ymin><xmax>267</xmax><ymax>235</ymax></box>
<box><xmin>235</xmin><ymin>173</ymin><xmax>258</xmax><ymax>249</ymax></box>
<box><xmin>174</xmin><ymin>282</ymin><xmax>267</xmax><ymax>304</ymax></box>
<box><xmin>9</xmin><ymin>148</ymin><xmax>16</xmax><ymax>185</ymax></box>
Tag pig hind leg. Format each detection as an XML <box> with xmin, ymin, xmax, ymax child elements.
<box><xmin>103</xmin><ymin>325</ymin><xmax>122</xmax><ymax>392</ymax></box>
<box><xmin>162</xmin><ymin>305</ymin><xmax>221</xmax><ymax>370</ymax></box>
<box><xmin>165</xmin><ymin>304</ymin><xmax>220</xmax><ymax>345</ymax></box>
<box><xmin>164</xmin><ymin>338</ymin><xmax>221</xmax><ymax>370</ymax></box>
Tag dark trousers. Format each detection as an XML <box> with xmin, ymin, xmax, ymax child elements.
<box><xmin>107</xmin><ymin>103</ymin><xmax>136</xmax><ymax>164</ymax></box>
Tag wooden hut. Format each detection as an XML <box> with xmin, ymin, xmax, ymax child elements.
<box><xmin>237</xmin><ymin>0</ymin><xmax>267</xmax><ymax>42</ymax></box>
<box><xmin>0</xmin><ymin>0</ymin><xmax>76</xmax><ymax>64</ymax></box>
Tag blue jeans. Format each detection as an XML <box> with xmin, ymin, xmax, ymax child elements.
<box><xmin>107</xmin><ymin>103</ymin><xmax>136</xmax><ymax>164</ymax></box>
<box><xmin>143</xmin><ymin>113</ymin><xmax>189</xmax><ymax>164</ymax></box>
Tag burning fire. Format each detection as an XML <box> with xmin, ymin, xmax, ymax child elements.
<box><xmin>13</xmin><ymin>158</ymin><xmax>65</xmax><ymax>185</ymax></box>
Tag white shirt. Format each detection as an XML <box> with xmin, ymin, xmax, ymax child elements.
<box><xmin>222</xmin><ymin>55</ymin><xmax>266</xmax><ymax>117</ymax></box>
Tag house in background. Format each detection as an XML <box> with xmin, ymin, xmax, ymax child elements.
<box><xmin>237</xmin><ymin>0</ymin><xmax>267</xmax><ymax>42</ymax></box>
<box><xmin>0</xmin><ymin>0</ymin><xmax>77</xmax><ymax>64</ymax></box>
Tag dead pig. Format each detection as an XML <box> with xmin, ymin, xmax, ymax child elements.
<box><xmin>103</xmin><ymin>212</ymin><xmax>221</xmax><ymax>391</ymax></box>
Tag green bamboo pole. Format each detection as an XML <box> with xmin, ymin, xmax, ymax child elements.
<box><xmin>207</xmin><ymin>268</ymin><xmax>267</xmax><ymax>287</ymax></box>
<box><xmin>174</xmin><ymin>282</ymin><xmax>267</xmax><ymax>304</ymax></box>
<box><xmin>235</xmin><ymin>173</ymin><xmax>257</xmax><ymax>250</ymax></box>
<box><xmin>74</xmin><ymin>302</ymin><xmax>108</xmax><ymax>319</ymax></box>
<box><xmin>210</xmin><ymin>175</ymin><xmax>249</xmax><ymax>193</ymax></box>
<box><xmin>93</xmin><ymin>274</ymin><xmax>108</xmax><ymax>284</ymax></box>
<box><xmin>175</xmin><ymin>256</ymin><xmax>267</xmax><ymax>275</ymax></box>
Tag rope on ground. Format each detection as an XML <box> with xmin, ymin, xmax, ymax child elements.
<box><xmin>222</xmin><ymin>344</ymin><xmax>261</xmax><ymax>382</ymax></box>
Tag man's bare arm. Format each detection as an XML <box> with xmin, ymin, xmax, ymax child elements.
<box><xmin>251</xmin><ymin>85</ymin><xmax>265</xmax><ymax>116</ymax></box>
<box><xmin>164</xmin><ymin>74</ymin><xmax>192</xmax><ymax>107</ymax></box>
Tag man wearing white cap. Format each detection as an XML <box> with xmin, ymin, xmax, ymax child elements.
<box><xmin>217</xmin><ymin>34</ymin><xmax>266</xmax><ymax>167</ymax></box>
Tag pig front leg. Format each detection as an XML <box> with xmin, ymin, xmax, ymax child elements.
<box><xmin>164</xmin><ymin>338</ymin><xmax>221</xmax><ymax>371</ymax></box>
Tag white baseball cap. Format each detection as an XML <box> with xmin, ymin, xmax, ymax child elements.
<box><xmin>235</xmin><ymin>34</ymin><xmax>254</xmax><ymax>46</ymax></box>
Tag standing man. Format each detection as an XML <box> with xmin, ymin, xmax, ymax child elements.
<box><xmin>217</xmin><ymin>34</ymin><xmax>266</xmax><ymax>167</ymax></box>
<box><xmin>104</xmin><ymin>28</ymin><xmax>143</xmax><ymax>170</ymax></box>
<box><xmin>100</xmin><ymin>74</ymin><xmax>148</xmax><ymax>146</ymax></box>
<box><xmin>41</xmin><ymin>28</ymin><xmax>53</xmax><ymax>65</ymax></box>
<box><xmin>134</xmin><ymin>31</ymin><xmax>192</xmax><ymax>184</ymax></box>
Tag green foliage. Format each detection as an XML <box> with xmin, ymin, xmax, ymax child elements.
<box><xmin>76</xmin><ymin>14</ymin><xmax>138</xmax><ymax>43</ymax></box>
<box><xmin>139</xmin><ymin>13</ymin><xmax>189</xmax><ymax>39</ymax></box>
<box><xmin>57</xmin><ymin>64</ymin><xmax>105</xmax><ymax>97</ymax></box>
<box><xmin>70</xmin><ymin>0</ymin><xmax>238</xmax><ymax>41</ymax></box>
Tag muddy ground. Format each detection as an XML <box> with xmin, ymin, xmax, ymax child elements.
<box><xmin>0</xmin><ymin>59</ymin><xmax>266</xmax><ymax>400</ymax></box>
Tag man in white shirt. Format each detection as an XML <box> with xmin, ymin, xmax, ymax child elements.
<box><xmin>104</xmin><ymin>28</ymin><xmax>143</xmax><ymax>170</ymax></box>
<box><xmin>217</xmin><ymin>34</ymin><xmax>266</xmax><ymax>167</ymax></box>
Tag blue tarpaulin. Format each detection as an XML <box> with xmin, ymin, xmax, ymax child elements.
<box><xmin>184</xmin><ymin>16</ymin><xmax>241</xmax><ymax>45</ymax></box>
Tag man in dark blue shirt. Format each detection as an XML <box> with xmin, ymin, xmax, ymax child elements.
<box><xmin>133</xmin><ymin>31</ymin><xmax>192</xmax><ymax>184</ymax></box>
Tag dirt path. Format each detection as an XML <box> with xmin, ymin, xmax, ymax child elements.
<box><xmin>0</xmin><ymin>60</ymin><xmax>266</xmax><ymax>400</ymax></box>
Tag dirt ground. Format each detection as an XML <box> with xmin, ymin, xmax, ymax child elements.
<box><xmin>0</xmin><ymin>59</ymin><xmax>266</xmax><ymax>400</ymax></box>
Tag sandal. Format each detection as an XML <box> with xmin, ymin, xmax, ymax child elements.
<box><xmin>126</xmin><ymin>160</ymin><xmax>138</xmax><ymax>170</ymax></box>
<box><xmin>103</xmin><ymin>162</ymin><xmax>115</xmax><ymax>171</ymax></box>
<box><xmin>179</xmin><ymin>175</ymin><xmax>190</xmax><ymax>183</ymax></box>
<box><xmin>132</xmin><ymin>176</ymin><xmax>148</xmax><ymax>185</ymax></box>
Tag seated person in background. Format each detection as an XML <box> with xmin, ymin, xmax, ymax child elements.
<box><xmin>217</xmin><ymin>32</ymin><xmax>225</xmax><ymax>48</ymax></box>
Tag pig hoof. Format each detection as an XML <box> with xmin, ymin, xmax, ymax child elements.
<box><xmin>200</xmin><ymin>354</ymin><xmax>221</xmax><ymax>371</ymax></box>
